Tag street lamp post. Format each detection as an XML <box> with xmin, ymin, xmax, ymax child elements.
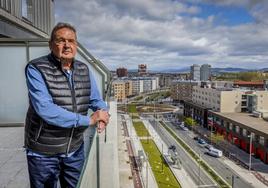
<box><xmin>161</xmin><ymin>143</ymin><xmax>164</xmax><ymax>172</ymax></box>
<box><xmin>210</xmin><ymin>116</ymin><xmax>213</xmax><ymax>144</ymax></box>
<box><xmin>232</xmin><ymin>175</ymin><xmax>234</xmax><ymax>188</ymax></box>
<box><xmin>248</xmin><ymin>133</ymin><xmax>253</xmax><ymax>171</ymax></box>
<box><xmin>198</xmin><ymin>152</ymin><xmax>201</xmax><ymax>186</ymax></box>
<box><xmin>146</xmin><ymin>152</ymin><xmax>149</xmax><ymax>188</ymax></box>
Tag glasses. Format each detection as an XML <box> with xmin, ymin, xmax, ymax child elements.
<box><xmin>54</xmin><ymin>38</ymin><xmax>77</xmax><ymax>46</ymax></box>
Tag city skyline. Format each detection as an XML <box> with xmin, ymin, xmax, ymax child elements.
<box><xmin>55</xmin><ymin>0</ymin><xmax>268</xmax><ymax>70</ymax></box>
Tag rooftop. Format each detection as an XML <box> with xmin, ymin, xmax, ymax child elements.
<box><xmin>234</xmin><ymin>80</ymin><xmax>264</xmax><ymax>85</ymax></box>
<box><xmin>212</xmin><ymin>112</ymin><xmax>268</xmax><ymax>135</ymax></box>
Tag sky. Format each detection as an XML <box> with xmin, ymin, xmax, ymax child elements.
<box><xmin>55</xmin><ymin>0</ymin><xmax>268</xmax><ymax>71</ymax></box>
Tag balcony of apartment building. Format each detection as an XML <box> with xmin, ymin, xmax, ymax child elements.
<box><xmin>0</xmin><ymin>39</ymin><xmax>121</xmax><ymax>188</ymax></box>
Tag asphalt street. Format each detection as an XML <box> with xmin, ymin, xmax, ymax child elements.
<box><xmin>163</xmin><ymin>121</ymin><xmax>254</xmax><ymax>188</ymax></box>
<box><xmin>149</xmin><ymin>119</ymin><xmax>218</xmax><ymax>187</ymax></box>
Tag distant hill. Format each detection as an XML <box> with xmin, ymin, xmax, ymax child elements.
<box><xmin>120</xmin><ymin>67</ymin><xmax>268</xmax><ymax>73</ymax></box>
<box><xmin>212</xmin><ymin>67</ymin><xmax>250</xmax><ymax>73</ymax></box>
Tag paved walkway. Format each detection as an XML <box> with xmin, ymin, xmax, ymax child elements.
<box><xmin>117</xmin><ymin>114</ymin><xmax>135</xmax><ymax>188</ymax></box>
<box><xmin>0</xmin><ymin>127</ymin><xmax>29</xmax><ymax>188</ymax></box>
<box><xmin>124</xmin><ymin>114</ymin><xmax>158</xmax><ymax>188</ymax></box>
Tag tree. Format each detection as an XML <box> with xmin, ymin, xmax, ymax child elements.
<box><xmin>211</xmin><ymin>133</ymin><xmax>224</xmax><ymax>145</ymax></box>
<box><xmin>184</xmin><ymin>117</ymin><xmax>197</xmax><ymax>132</ymax></box>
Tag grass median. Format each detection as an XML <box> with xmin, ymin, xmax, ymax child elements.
<box><xmin>159</xmin><ymin>121</ymin><xmax>230</xmax><ymax>188</ymax></box>
<box><xmin>141</xmin><ymin>139</ymin><xmax>181</xmax><ymax>188</ymax></box>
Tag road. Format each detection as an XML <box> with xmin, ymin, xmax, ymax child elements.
<box><xmin>149</xmin><ymin>119</ymin><xmax>218</xmax><ymax>187</ymax></box>
<box><xmin>163</xmin><ymin>121</ymin><xmax>254</xmax><ymax>188</ymax></box>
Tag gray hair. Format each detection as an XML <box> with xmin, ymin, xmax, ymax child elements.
<box><xmin>50</xmin><ymin>22</ymin><xmax>77</xmax><ymax>42</ymax></box>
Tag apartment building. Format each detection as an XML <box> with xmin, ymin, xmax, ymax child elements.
<box><xmin>112</xmin><ymin>80</ymin><xmax>132</xmax><ymax>101</ymax></box>
<box><xmin>158</xmin><ymin>73</ymin><xmax>189</xmax><ymax>88</ymax></box>
<box><xmin>192</xmin><ymin>85</ymin><xmax>268</xmax><ymax>113</ymax></box>
<box><xmin>128</xmin><ymin>77</ymin><xmax>159</xmax><ymax>95</ymax></box>
<box><xmin>184</xmin><ymin>81</ymin><xmax>268</xmax><ymax>127</ymax></box>
<box><xmin>116</xmin><ymin>67</ymin><xmax>128</xmax><ymax>77</ymax></box>
<box><xmin>138</xmin><ymin>64</ymin><xmax>147</xmax><ymax>76</ymax></box>
<box><xmin>132</xmin><ymin>79</ymin><xmax>144</xmax><ymax>95</ymax></box>
<box><xmin>170</xmin><ymin>80</ymin><xmax>200</xmax><ymax>102</ymax></box>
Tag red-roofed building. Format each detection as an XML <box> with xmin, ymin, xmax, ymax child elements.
<box><xmin>234</xmin><ymin>80</ymin><xmax>265</xmax><ymax>90</ymax></box>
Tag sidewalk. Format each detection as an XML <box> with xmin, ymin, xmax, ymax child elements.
<box><xmin>196</xmin><ymin>125</ymin><xmax>268</xmax><ymax>187</ymax></box>
<box><xmin>142</xmin><ymin>119</ymin><xmax>196</xmax><ymax>188</ymax></box>
<box><xmin>124</xmin><ymin>114</ymin><xmax>158</xmax><ymax>188</ymax></box>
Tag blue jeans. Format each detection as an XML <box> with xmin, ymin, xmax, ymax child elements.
<box><xmin>27</xmin><ymin>144</ymin><xmax>85</xmax><ymax>188</ymax></box>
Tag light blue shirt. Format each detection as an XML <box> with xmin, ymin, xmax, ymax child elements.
<box><xmin>26</xmin><ymin>62</ymin><xmax>108</xmax><ymax>157</ymax></box>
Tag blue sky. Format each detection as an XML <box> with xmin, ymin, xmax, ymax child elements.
<box><xmin>55</xmin><ymin>0</ymin><xmax>268</xmax><ymax>71</ymax></box>
<box><xmin>196</xmin><ymin>3</ymin><xmax>254</xmax><ymax>26</ymax></box>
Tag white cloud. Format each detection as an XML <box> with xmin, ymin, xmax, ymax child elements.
<box><xmin>55</xmin><ymin>0</ymin><xmax>268</xmax><ymax>70</ymax></box>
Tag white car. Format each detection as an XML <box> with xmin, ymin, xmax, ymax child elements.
<box><xmin>206</xmin><ymin>147</ymin><xmax>223</xmax><ymax>158</ymax></box>
<box><xmin>182</xmin><ymin>126</ymin><xmax>189</xmax><ymax>131</ymax></box>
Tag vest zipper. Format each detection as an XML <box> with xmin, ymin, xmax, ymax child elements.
<box><xmin>35</xmin><ymin>119</ymin><xmax>44</xmax><ymax>141</ymax></box>
<box><xmin>66</xmin><ymin>70</ymin><xmax>78</xmax><ymax>155</ymax></box>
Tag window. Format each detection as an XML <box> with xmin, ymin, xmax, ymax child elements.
<box><xmin>235</xmin><ymin>125</ymin><xmax>240</xmax><ymax>133</ymax></box>
<box><xmin>0</xmin><ymin>0</ymin><xmax>11</xmax><ymax>12</ymax></box>
<box><xmin>259</xmin><ymin>136</ymin><xmax>265</xmax><ymax>146</ymax></box>
<box><xmin>21</xmin><ymin>0</ymin><xmax>33</xmax><ymax>22</ymax></box>
<box><xmin>229</xmin><ymin>123</ymin><xmax>233</xmax><ymax>130</ymax></box>
<box><xmin>243</xmin><ymin>129</ymin><xmax>247</xmax><ymax>136</ymax></box>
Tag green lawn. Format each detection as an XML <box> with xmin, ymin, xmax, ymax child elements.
<box><xmin>141</xmin><ymin>139</ymin><xmax>181</xmax><ymax>188</ymax></box>
<box><xmin>128</xmin><ymin>104</ymin><xmax>137</xmax><ymax>113</ymax></box>
<box><xmin>133</xmin><ymin>121</ymin><xmax>150</xmax><ymax>137</ymax></box>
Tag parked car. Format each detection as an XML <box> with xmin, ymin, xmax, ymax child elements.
<box><xmin>198</xmin><ymin>139</ymin><xmax>207</xmax><ymax>146</ymax></box>
<box><xmin>182</xmin><ymin>126</ymin><xmax>189</xmax><ymax>131</ymax></box>
<box><xmin>206</xmin><ymin>147</ymin><xmax>223</xmax><ymax>158</ymax></box>
<box><xmin>193</xmin><ymin>136</ymin><xmax>199</xmax><ymax>140</ymax></box>
<box><xmin>205</xmin><ymin>144</ymin><xmax>213</xmax><ymax>150</ymax></box>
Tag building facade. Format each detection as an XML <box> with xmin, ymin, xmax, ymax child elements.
<box><xmin>200</xmin><ymin>64</ymin><xmax>211</xmax><ymax>81</ymax></box>
<box><xmin>170</xmin><ymin>80</ymin><xmax>199</xmax><ymax>102</ymax></box>
<box><xmin>158</xmin><ymin>73</ymin><xmax>189</xmax><ymax>88</ymax></box>
<box><xmin>208</xmin><ymin>111</ymin><xmax>268</xmax><ymax>164</ymax></box>
<box><xmin>112</xmin><ymin>80</ymin><xmax>132</xmax><ymax>101</ymax></box>
<box><xmin>190</xmin><ymin>64</ymin><xmax>200</xmax><ymax>81</ymax></box>
<box><xmin>138</xmin><ymin>64</ymin><xmax>147</xmax><ymax>76</ymax></box>
<box><xmin>233</xmin><ymin>80</ymin><xmax>265</xmax><ymax>90</ymax></box>
<box><xmin>0</xmin><ymin>0</ymin><xmax>54</xmax><ymax>38</ymax></box>
<box><xmin>192</xmin><ymin>85</ymin><xmax>268</xmax><ymax>113</ymax></box>
<box><xmin>116</xmin><ymin>67</ymin><xmax>128</xmax><ymax>77</ymax></box>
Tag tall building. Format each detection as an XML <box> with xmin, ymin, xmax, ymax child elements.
<box><xmin>116</xmin><ymin>67</ymin><xmax>128</xmax><ymax>77</ymax></box>
<box><xmin>200</xmin><ymin>64</ymin><xmax>211</xmax><ymax>81</ymax></box>
<box><xmin>0</xmin><ymin>0</ymin><xmax>54</xmax><ymax>38</ymax></box>
<box><xmin>138</xmin><ymin>64</ymin><xmax>147</xmax><ymax>76</ymax></box>
<box><xmin>190</xmin><ymin>64</ymin><xmax>200</xmax><ymax>81</ymax></box>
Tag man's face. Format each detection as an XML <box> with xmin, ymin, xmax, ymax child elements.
<box><xmin>49</xmin><ymin>28</ymin><xmax>77</xmax><ymax>61</ymax></box>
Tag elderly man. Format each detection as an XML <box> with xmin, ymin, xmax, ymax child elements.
<box><xmin>24</xmin><ymin>22</ymin><xmax>109</xmax><ymax>188</ymax></box>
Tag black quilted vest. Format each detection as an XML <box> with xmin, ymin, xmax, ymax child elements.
<box><xmin>24</xmin><ymin>53</ymin><xmax>91</xmax><ymax>155</ymax></box>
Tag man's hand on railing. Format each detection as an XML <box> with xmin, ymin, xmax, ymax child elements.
<box><xmin>90</xmin><ymin>110</ymin><xmax>110</xmax><ymax>133</ymax></box>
